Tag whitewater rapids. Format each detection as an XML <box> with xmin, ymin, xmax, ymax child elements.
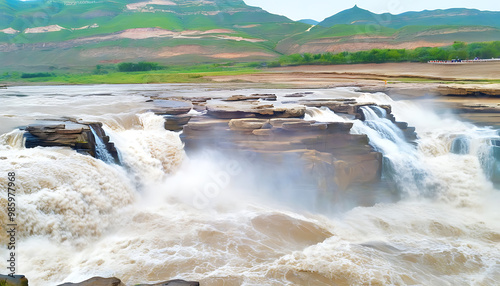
<box><xmin>0</xmin><ymin>85</ymin><xmax>499</xmax><ymax>285</ymax></box>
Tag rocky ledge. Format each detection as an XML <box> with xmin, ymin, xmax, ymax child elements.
<box><xmin>205</xmin><ymin>100</ymin><xmax>306</xmax><ymax>119</ymax></box>
<box><xmin>22</xmin><ymin>120</ymin><xmax>120</xmax><ymax>164</ymax></box>
<box><xmin>183</xmin><ymin>117</ymin><xmax>382</xmax><ymax>191</ymax></box>
<box><xmin>437</xmin><ymin>84</ymin><xmax>500</xmax><ymax>97</ymax></box>
<box><xmin>176</xmin><ymin>94</ymin><xmax>418</xmax><ymax>192</ymax></box>
<box><xmin>57</xmin><ymin>277</ymin><xmax>199</xmax><ymax>286</ymax></box>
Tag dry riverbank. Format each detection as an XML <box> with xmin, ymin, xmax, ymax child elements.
<box><xmin>206</xmin><ymin>62</ymin><xmax>500</xmax><ymax>96</ymax></box>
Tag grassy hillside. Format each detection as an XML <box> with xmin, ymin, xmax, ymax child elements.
<box><xmin>273</xmin><ymin>41</ymin><xmax>500</xmax><ymax>66</ymax></box>
<box><xmin>319</xmin><ymin>6</ymin><xmax>500</xmax><ymax>29</ymax></box>
<box><xmin>0</xmin><ymin>61</ymin><xmax>262</xmax><ymax>84</ymax></box>
<box><xmin>0</xmin><ymin>1</ymin><xmax>498</xmax><ymax>71</ymax></box>
<box><xmin>0</xmin><ymin>0</ymin><xmax>304</xmax><ymax>40</ymax></box>
<box><xmin>276</xmin><ymin>24</ymin><xmax>500</xmax><ymax>54</ymax></box>
<box><xmin>0</xmin><ymin>0</ymin><xmax>311</xmax><ymax>70</ymax></box>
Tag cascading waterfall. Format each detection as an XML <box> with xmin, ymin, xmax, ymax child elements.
<box><xmin>0</xmin><ymin>129</ymin><xmax>25</xmax><ymax>149</ymax></box>
<box><xmin>304</xmin><ymin>106</ymin><xmax>348</xmax><ymax>122</ymax></box>
<box><xmin>351</xmin><ymin>106</ymin><xmax>434</xmax><ymax>196</ymax></box>
<box><xmin>355</xmin><ymin>92</ymin><xmax>499</xmax><ymax>204</ymax></box>
<box><xmin>450</xmin><ymin>130</ymin><xmax>500</xmax><ymax>184</ymax></box>
<box><xmin>89</xmin><ymin>125</ymin><xmax>116</xmax><ymax>164</ymax></box>
<box><xmin>0</xmin><ymin>85</ymin><xmax>499</xmax><ymax>286</ymax></box>
<box><xmin>484</xmin><ymin>137</ymin><xmax>500</xmax><ymax>183</ymax></box>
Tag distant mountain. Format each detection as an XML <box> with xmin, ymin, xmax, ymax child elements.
<box><xmin>319</xmin><ymin>5</ymin><xmax>500</xmax><ymax>28</ymax></box>
<box><xmin>318</xmin><ymin>5</ymin><xmax>376</xmax><ymax>27</ymax></box>
<box><xmin>299</xmin><ymin>19</ymin><xmax>319</xmax><ymax>25</ymax></box>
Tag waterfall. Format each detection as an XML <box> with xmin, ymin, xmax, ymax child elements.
<box><xmin>364</xmin><ymin>105</ymin><xmax>387</xmax><ymax>119</ymax></box>
<box><xmin>451</xmin><ymin>131</ymin><xmax>500</xmax><ymax>184</ymax></box>
<box><xmin>0</xmin><ymin>129</ymin><xmax>26</xmax><ymax>149</ymax></box>
<box><xmin>450</xmin><ymin>135</ymin><xmax>470</xmax><ymax>154</ymax></box>
<box><xmin>351</xmin><ymin>106</ymin><xmax>432</xmax><ymax>196</ymax></box>
<box><xmin>89</xmin><ymin>125</ymin><xmax>116</xmax><ymax>164</ymax></box>
<box><xmin>304</xmin><ymin>107</ymin><xmax>348</xmax><ymax>122</ymax></box>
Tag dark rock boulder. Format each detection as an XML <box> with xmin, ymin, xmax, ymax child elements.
<box><xmin>151</xmin><ymin>100</ymin><xmax>193</xmax><ymax>115</ymax></box>
<box><xmin>0</xmin><ymin>274</ymin><xmax>28</xmax><ymax>286</ymax></box>
<box><xmin>284</xmin><ymin>92</ymin><xmax>314</xmax><ymax>98</ymax></box>
<box><xmin>394</xmin><ymin>121</ymin><xmax>418</xmax><ymax>142</ymax></box>
<box><xmin>57</xmin><ymin>277</ymin><xmax>124</xmax><ymax>286</ymax></box>
<box><xmin>164</xmin><ymin>115</ymin><xmax>192</xmax><ymax>131</ymax></box>
<box><xmin>223</xmin><ymin>94</ymin><xmax>276</xmax><ymax>101</ymax></box>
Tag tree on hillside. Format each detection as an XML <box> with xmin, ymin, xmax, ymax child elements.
<box><xmin>117</xmin><ymin>62</ymin><xmax>161</xmax><ymax>72</ymax></box>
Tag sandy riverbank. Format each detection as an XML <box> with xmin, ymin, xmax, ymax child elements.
<box><xmin>206</xmin><ymin>62</ymin><xmax>500</xmax><ymax>95</ymax></box>
<box><xmin>270</xmin><ymin>62</ymin><xmax>500</xmax><ymax>81</ymax></box>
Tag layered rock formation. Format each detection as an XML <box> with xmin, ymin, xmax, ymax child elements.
<box><xmin>178</xmin><ymin>96</ymin><xmax>418</xmax><ymax>192</ymax></box>
<box><xmin>57</xmin><ymin>277</ymin><xmax>124</xmax><ymax>286</ymax></box>
<box><xmin>22</xmin><ymin>121</ymin><xmax>120</xmax><ymax>164</ymax></box>
<box><xmin>437</xmin><ymin>84</ymin><xmax>500</xmax><ymax>97</ymax></box>
<box><xmin>206</xmin><ymin>100</ymin><xmax>306</xmax><ymax>119</ymax></box>
<box><xmin>56</xmin><ymin>277</ymin><xmax>199</xmax><ymax>286</ymax></box>
<box><xmin>151</xmin><ymin>99</ymin><xmax>193</xmax><ymax>115</ymax></box>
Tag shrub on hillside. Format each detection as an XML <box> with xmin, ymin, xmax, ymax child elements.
<box><xmin>20</xmin><ymin>72</ymin><xmax>53</xmax><ymax>78</ymax></box>
<box><xmin>273</xmin><ymin>41</ymin><xmax>500</xmax><ymax>66</ymax></box>
<box><xmin>117</xmin><ymin>62</ymin><xmax>162</xmax><ymax>72</ymax></box>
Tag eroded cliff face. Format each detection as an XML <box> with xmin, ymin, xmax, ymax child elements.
<box><xmin>173</xmin><ymin>94</ymin><xmax>417</xmax><ymax>193</ymax></box>
<box><xmin>23</xmin><ymin>121</ymin><xmax>120</xmax><ymax>164</ymax></box>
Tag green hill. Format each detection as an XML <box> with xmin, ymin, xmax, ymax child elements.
<box><xmin>276</xmin><ymin>23</ymin><xmax>500</xmax><ymax>54</ymax></box>
<box><xmin>0</xmin><ymin>1</ymin><xmax>499</xmax><ymax>72</ymax></box>
<box><xmin>319</xmin><ymin>5</ymin><xmax>500</xmax><ymax>28</ymax></box>
<box><xmin>1</xmin><ymin>0</ymin><xmax>304</xmax><ymax>43</ymax></box>
<box><xmin>0</xmin><ymin>0</ymin><xmax>311</xmax><ymax>70</ymax></box>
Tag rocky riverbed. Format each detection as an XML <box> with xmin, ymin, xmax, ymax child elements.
<box><xmin>23</xmin><ymin>91</ymin><xmax>417</xmax><ymax>195</ymax></box>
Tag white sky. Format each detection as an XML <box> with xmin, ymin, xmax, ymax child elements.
<box><xmin>244</xmin><ymin>0</ymin><xmax>500</xmax><ymax>21</ymax></box>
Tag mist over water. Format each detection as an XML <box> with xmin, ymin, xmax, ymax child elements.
<box><xmin>0</xmin><ymin>85</ymin><xmax>499</xmax><ymax>285</ymax></box>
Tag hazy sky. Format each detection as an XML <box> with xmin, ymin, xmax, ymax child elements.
<box><xmin>244</xmin><ymin>0</ymin><xmax>500</xmax><ymax>21</ymax></box>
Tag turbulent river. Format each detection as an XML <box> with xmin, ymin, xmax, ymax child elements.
<box><xmin>0</xmin><ymin>84</ymin><xmax>499</xmax><ymax>285</ymax></box>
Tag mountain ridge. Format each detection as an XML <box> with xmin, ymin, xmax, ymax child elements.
<box><xmin>319</xmin><ymin>5</ymin><xmax>500</xmax><ymax>28</ymax></box>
